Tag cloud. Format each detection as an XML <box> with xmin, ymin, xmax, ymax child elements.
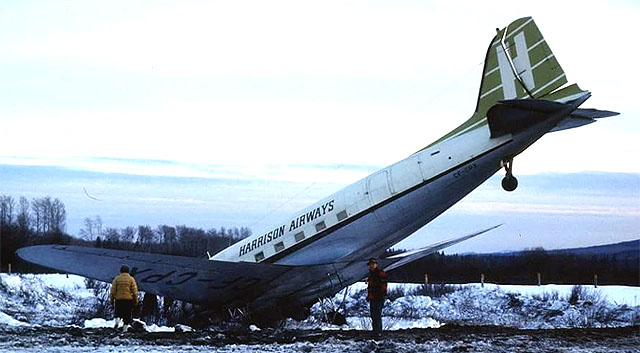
<box><xmin>2</xmin><ymin>160</ymin><xmax>638</xmax><ymax>252</ymax></box>
<box><xmin>2</xmin><ymin>1</ymin><xmax>638</xmax><ymax>175</ymax></box>
<box><xmin>452</xmin><ymin>173</ymin><xmax>640</xmax><ymax>218</ymax></box>
<box><xmin>455</xmin><ymin>201</ymin><xmax>640</xmax><ymax>217</ymax></box>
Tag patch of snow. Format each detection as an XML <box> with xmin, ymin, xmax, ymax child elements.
<box><xmin>174</xmin><ymin>324</ymin><xmax>193</xmax><ymax>332</ymax></box>
<box><xmin>83</xmin><ymin>318</ymin><xmax>175</xmax><ymax>332</ymax></box>
<box><xmin>37</xmin><ymin>274</ymin><xmax>87</xmax><ymax>291</ymax></box>
<box><xmin>492</xmin><ymin>283</ymin><xmax>640</xmax><ymax>306</ymax></box>
<box><xmin>385</xmin><ymin>317</ymin><xmax>442</xmax><ymax>330</ymax></box>
<box><xmin>1</xmin><ymin>273</ymin><xmax>23</xmax><ymax>288</ymax></box>
<box><xmin>145</xmin><ymin>323</ymin><xmax>175</xmax><ymax>332</ymax></box>
<box><xmin>0</xmin><ymin>311</ymin><xmax>30</xmax><ymax>327</ymax></box>
<box><xmin>84</xmin><ymin>318</ymin><xmax>114</xmax><ymax>329</ymax></box>
<box><xmin>0</xmin><ymin>273</ymin><xmax>98</xmax><ymax>327</ymax></box>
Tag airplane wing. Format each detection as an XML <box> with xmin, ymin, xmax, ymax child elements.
<box><xmin>381</xmin><ymin>224</ymin><xmax>502</xmax><ymax>272</ymax></box>
<box><xmin>16</xmin><ymin>245</ymin><xmax>294</xmax><ymax>307</ymax></box>
<box><xmin>16</xmin><ymin>226</ymin><xmax>499</xmax><ymax>309</ymax></box>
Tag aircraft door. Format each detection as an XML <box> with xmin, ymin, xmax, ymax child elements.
<box><xmin>367</xmin><ymin>170</ymin><xmax>399</xmax><ymax>222</ymax></box>
<box><xmin>367</xmin><ymin>170</ymin><xmax>392</xmax><ymax>205</ymax></box>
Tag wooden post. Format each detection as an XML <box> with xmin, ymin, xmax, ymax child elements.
<box><xmin>424</xmin><ymin>273</ymin><xmax>429</xmax><ymax>285</ymax></box>
<box><xmin>537</xmin><ymin>272</ymin><xmax>541</xmax><ymax>286</ymax></box>
<box><xmin>7</xmin><ymin>263</ymin><xmax>10</xmax><ymax>274</ymax></box>
<box><xmin>594</xmin><ymin>274</ymin><xmax>598</xmax><ymax>288</ymax></box>
<box><xmin>481</xmin><ymin>273</ymin><xmax>485</xmax><ymax>288</ymax></box>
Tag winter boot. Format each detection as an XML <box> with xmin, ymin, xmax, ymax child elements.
<box><xmin>113</xmin><ymin>318</ymin><xmax>122</xmax><ymax>330</ymax></box>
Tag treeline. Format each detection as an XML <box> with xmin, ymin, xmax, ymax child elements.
<box><xmin>1</xmin><ymin>195</ymin><xmax>73</xmax><ymax>272</ymax></box>
<box><xmin>79</xmin><ymin>215</ymin><xmax>251</xmax><ymax>257</ymax></box>
<box><xmin>388</xmin><ymin>247</ymin><xmax>640</xmax><ymax>286</ymax></box>
<box><xmin>0</xmin><ymin>194</ymin><xmax>251</xmax><ymax>273</ymax></box>
<box><xmin>0</xmin><ymin>195</ymin><xmax>67</xmax><ymax>236</ymax></box>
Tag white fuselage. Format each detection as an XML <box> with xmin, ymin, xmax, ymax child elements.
<box><xmin>213</xmin><ymin>124</ymin><xmax>512</xmax><ymax>267</ymax></box>
<box><xmin>210</xmin><ymin>103</ymin><xmax>572</xmax><ymax>308</ymax></box>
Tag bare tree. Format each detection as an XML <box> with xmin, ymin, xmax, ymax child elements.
<box><xmin>0</xmin><ymin>195</ymin><xmax>15</xmax><ymax>229</ymax></box>
<box><xmin>17</xmin><ymin>197</ymin><xmax>30</xmax><ymax>235</ymax></box>
<box><xmin>31</xmin><ymin>197</ymin><xmax>45</xmax><ymax>234</ymax></box>
<box><xmin>29</xmin><ymin>197</ymin><xmax>66</xmax><ymax>234</ymax></box>
<box><xmin>176</xmin><ymin>225</ymin><xmax>207</xmax><ymax>257</ymax></box>
<box><xmin>160</xmin><ymin>225</ymin><xmax>177</xmax><ymax>244</ymax></box>
<box><xmin>49</xmin><ymin>198</ymin><xmax>66</xmax><ymax>234</ymax></box>
<box><xmin>158</xmin><ymin>225</ymin><xmax>177</xmax><ymax>253</ymax></box>
<box><xmin>138</xmin><ymin>225</ymin><xmax>155</xmax><ymax>248</ymax></box>
<box><xmin>239</xmin><ymin>227</ymin><xmax>252</xmax><ymax>239</ymax></box>
<box><xmin>80</xmin><ymin>216</ymin><xmax>103</xmax><ymax>241</ymax></box>
<box><xmin>104</xmin><ymin>227</ymin><xmax>121</xmax><ymax>243</ymax></box>
<box><xmin>121</xmin><ymin>226</ymin><xmax>137</xmax><ymax>244</ymax></box>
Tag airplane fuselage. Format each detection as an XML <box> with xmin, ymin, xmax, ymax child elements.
<box><xmin>212</xmin><ymin>90</ymin><xmax>589</xmax><ymax>308</ymax></box>
<box><xmin>213</xmin><ymin>127</ymin><xmax>511</xmax><ymax>265</ymax></box>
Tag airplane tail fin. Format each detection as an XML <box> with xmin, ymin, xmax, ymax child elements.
<box><xmin>428</xmin><ymin>17</ymin><xmax>592</xmax><ymax>147</ymax></box>
<box><xmin>476</xmin><ymin>17</ymin><xmax>569</xmax><ymax>116</ymax></box>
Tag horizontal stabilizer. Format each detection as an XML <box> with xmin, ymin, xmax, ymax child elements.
<box><xmin>487</xmin><ymin>94</ymin><xmax>596</xmax><ymax>138</ymax></box>
<box><xmin>550</xmin><ymin>108</ymin><xmax>619</xmax><ymax>133</ymax></box>
<box><xmin>571</xmin><ymin>108</ymin><xmax>619</xmax><ymax>119</ymax></box>
<box><xmin>487</xmin><ymin>99</ymin><xmax>568</xmax><ymax>138</ymax></box>
<box><xmin>382</xmin><ymin>224</ymin><xmax>502</xmax><ymax>272</ymax></box>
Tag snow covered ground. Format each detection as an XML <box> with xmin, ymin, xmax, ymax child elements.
<box><xmin>0</xmin><ymin>273</ymin><xmax>96</xmax><ymax>327</ymax></box>
<box><xmin>0</xmin><ymin>273</ymin><xmax>638</xmax><ymax>352</ymax></box>
<box><xmin>302</xmin><ymin>282</ymin><xmax>639</xmax><ymax>330</ymax></box>
<box><xmin>1</xmin><ymin>273</ymin><xmax>638</xmax><ymax>330</ymax></box>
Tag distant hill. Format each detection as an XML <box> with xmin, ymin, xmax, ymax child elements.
<box><xmin>549</xmin><ymin>239</ymin><xmax>639</xmax><ymax>258</ymax></box>
<box><xmin>389</xmin><ymin>239</ymin><xmax>640</xmax><ymax>286</ymax></box>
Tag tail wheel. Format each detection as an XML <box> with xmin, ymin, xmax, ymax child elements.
<box><xmin>502</xmin><ymin>174</ymin><xmax>518</xmax><ymax>191</ymax></box>
<box><xmin>501</xmin><ymin>158</ymin><xmax>518</xmax><ymax>192</ymax></box>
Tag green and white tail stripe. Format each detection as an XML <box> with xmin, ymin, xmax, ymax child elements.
<box><xmin>423</xmin><ymin>17</ymin><xmax>587</xmax><ymax>149</ymax></box>
<box><xmin>478</xmin><ymin>17</ymin><xmax>566</xmax><ymax>112</ymax></box>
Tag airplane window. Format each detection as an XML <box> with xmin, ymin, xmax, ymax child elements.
<box><xmin>274</xmin><ymin>242</ymin><xmax>285</xmax><ymax>252</ymax></box>
<box><xmin>254</xmin><ymin>252</ymin><xmax>265</xmax><ymax>262</ymax></box>
<box><xmin>337</xmin><ymin>210</ymin><xmax>348</xmax><ymax>221</ymax></box>
<box><xmin>315</xmin><ymin>221</ymin><xmax>326</xmax><ymax>232</ymax></box>
<box><xmin>294</xmin><ymin>232</ymin><xmax>305</xmax><ymax>242</ymax></box>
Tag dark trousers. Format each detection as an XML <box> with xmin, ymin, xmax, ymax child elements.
<box><xmin>369</xmin><ymin>299</ymin><xmax>384</xmax><ymax>334</ymax></box>
<box><xmin>114</xmin><ymin>299</ymin><xmax>134</xmax><ymax>325</ymax></box>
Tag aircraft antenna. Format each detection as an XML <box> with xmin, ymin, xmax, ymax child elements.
<box><xmin>496</xmin><ymin>27</ymin><xmax>534</xmax><ymax>99</ymax></box>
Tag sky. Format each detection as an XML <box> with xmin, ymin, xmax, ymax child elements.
<box><xmin>0</xmin><ymin>1</ymin><xmax>638</xmax><ymax>253</ymax></box>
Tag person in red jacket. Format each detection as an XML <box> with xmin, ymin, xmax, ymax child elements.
<box><xmin>366</xmin><ymin>257</ymin><xmax>387</xmax><ymax>335</ymax></box>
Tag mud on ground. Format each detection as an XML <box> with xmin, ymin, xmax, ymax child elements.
<box><xmin>1</xmin><ymin>325</ymin><xmax>638</xmax><ymax>352</ymax></box>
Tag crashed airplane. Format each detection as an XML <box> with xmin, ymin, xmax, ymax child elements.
<box><xmin>17</xmin><ymin>17</ymin><xmax>617</xmax><ymax>322</ymax></box>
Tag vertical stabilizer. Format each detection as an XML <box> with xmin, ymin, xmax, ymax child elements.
<box><xmin>477</xmin><ymin>17</ymin><xmax>567</xmax><ymax>116</ymax></box>
<box><xmin>426</xmin><ymin>17</ymin><xmax>583</xmax><ymax>148</ymax></box>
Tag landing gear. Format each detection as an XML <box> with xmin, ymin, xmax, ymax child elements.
<box><xmin>501</xmin><ymin>158</ymin><xmax>518</xmax><ymax>192</ymax></box>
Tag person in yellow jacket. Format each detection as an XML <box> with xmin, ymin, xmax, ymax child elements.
<box><xmin>110</xmin><ymin>264</ymin><xmax>139</xmax><ymax>332</ymax></box>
